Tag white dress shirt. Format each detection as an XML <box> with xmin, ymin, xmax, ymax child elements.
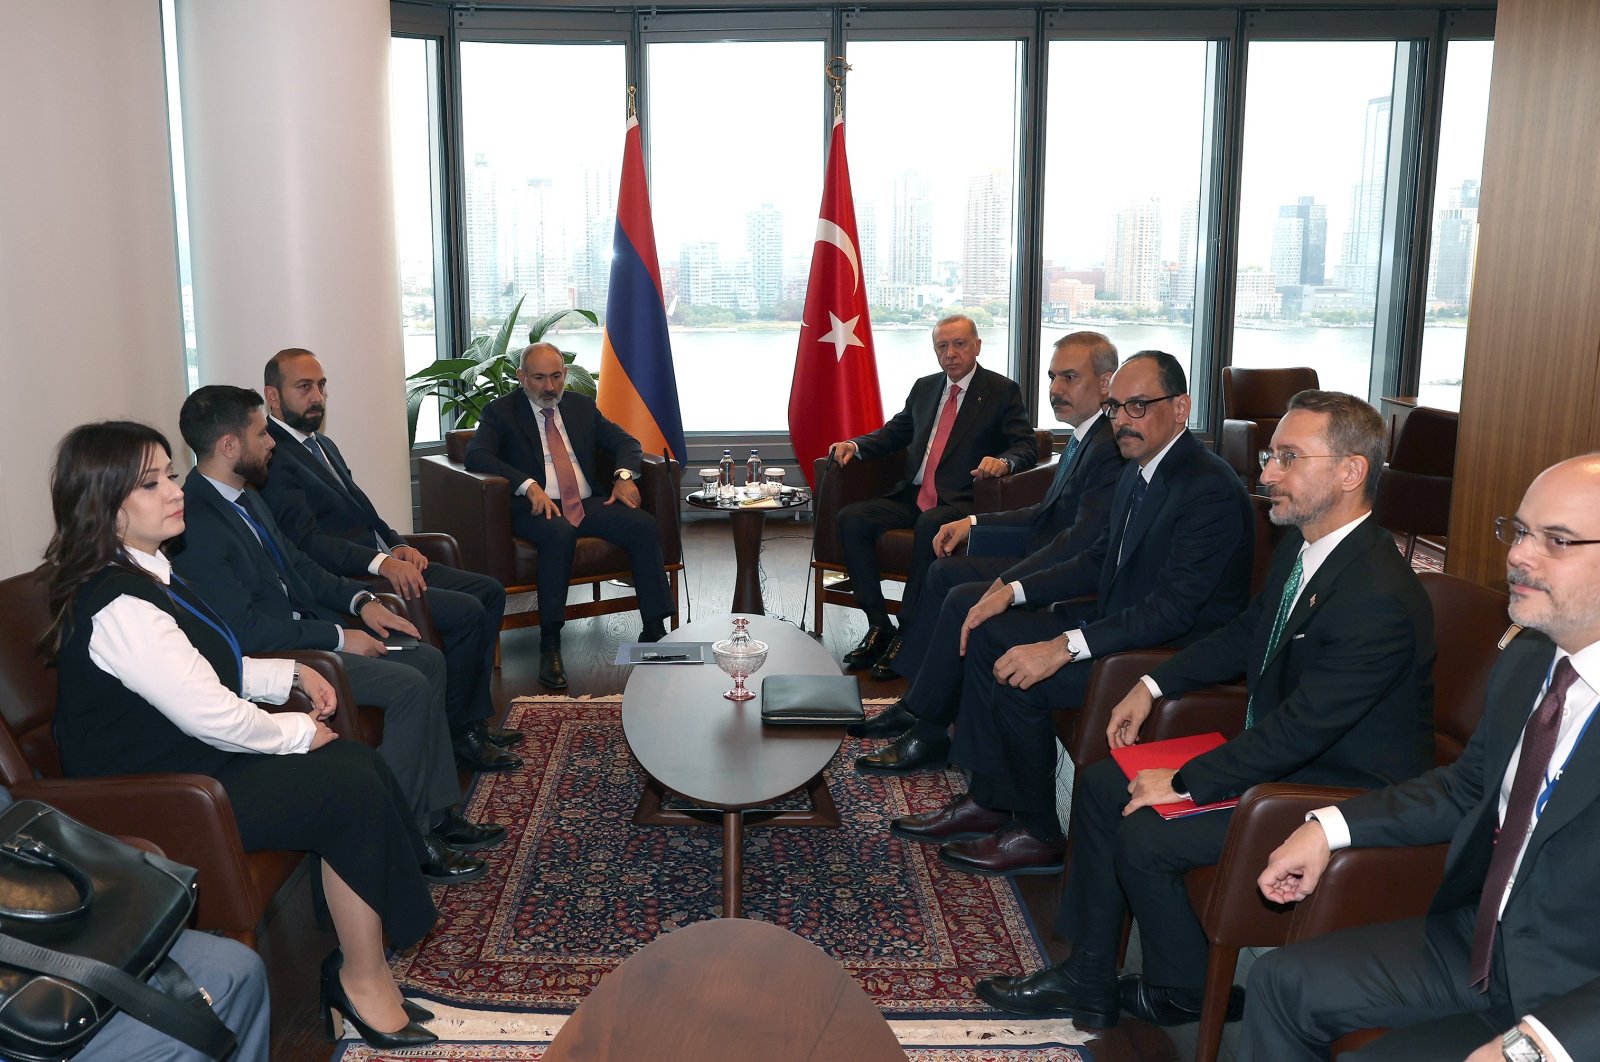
<box><xmin>517</xmin><ymin>397</ymin><xmax>595</xmax><ymax>502</ymax></box>
<box><xmin>913</xmin><ymin>366</ymin><xmax>977</xmax><ymax>486</ymax></box>
<box><xmin>87</xmin><ymin>548</ymin><xmax>315</xmax><ymax>754</ymax></box>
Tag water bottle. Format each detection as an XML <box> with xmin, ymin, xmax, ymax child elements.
<box><xmin>746</xmin><ymin>448</ymin><xmax>763</xmax><ymax>487</ymax></box>
<box><xmin>719</xmin><ymin>449</ymin><xmax>735</xmax><ymax>487</ymax></box>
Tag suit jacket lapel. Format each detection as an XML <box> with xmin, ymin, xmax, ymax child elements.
<box><xmin>1115</xmin><ymin>431</ymin><xmax>1192</xmax><ymax>571</ymax></box>
<box><xmin>1516</xmin><ymin>651</ymin><xmax>1600</xmax><ymax>862</ymax></box>
<box><xmin>290</xmin><ymin>431</ymin><xmax>350</xmax><ymax>497</ymax></box>
<box><xmin>939</xmin><ymin>367</ymin><xmax>988</xmax><ymax>459</ymax></box>
<box><xmin>907</xmin><ymin>374</ymin><xmax>941</xmax><ymax>462</ymax></box>
<box><xmin>512</xmin><ymin>397</ymin><xmax>548</xmax><ymax>485</ymax></box>
<box><xmin>318</xmin><ymin>436</ymin><xmax>383</xmax><ymax>524</ymax></box>
<box><xmin>1102</xmin><ymin>461</ymin><xmax>1144</xmax><ymax>582</ymax></box>
<box><xmin>1259</xmin><ymin>521</ymin><xmax>1378</xmax><ymax>672</ymax></box>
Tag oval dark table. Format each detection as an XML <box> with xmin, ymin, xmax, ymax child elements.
<box><xmin>542</xmin><ymin>918</ymin><xmax>905</xmax><ymax>1061</ymax></box>
<box><xmin>684</xmin><ymin>489</ymin><xmax>810</xmax><ymax>614</ymax></box>
<box><xmin>621</xmin><ymin>615</ymin><xmax>845</xmax><ymax>918</ymax></box>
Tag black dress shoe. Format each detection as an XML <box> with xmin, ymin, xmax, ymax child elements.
<box><xmin>842</xmin><ymin>625</ymin><xmax>893</xmax><ymax>668</ymax></box>
<box><xmin>435</xmin><ymin>806</ymin><xmax>506</xmax><ymax>851</ymax></box>
<box><xmin>1117</xmin><ymin>974</ymin><xmax>1245</xmax><ymax>1027</ymax></box>
<box><xmin>868</xmin><ymin>634</ymin><xmax>906</xmax><ymax>681</ymax></box>
<box><xmin>639</xmin><ymin>620</ymin><xmax>668</xmax><ymax>644</ymax></box>
<box><xmin>847</xmin><ymin>700</ymin><xmax>919</xmax><ymax>739</ymax></box>
<box><xmin>402</xmin><ymin>1000</ymin><xmax>435</xmax><ymax>1023</ymax></box>
<box><xmin>420</xmin><ymin>834</ymin><xmax>487</xmax><ymax>884</ymax></box>
<box><xmin>892</xmin><ymin>793</ymin><xmax>1012</xmax><ymax>844</ymax></box>
<box><xmin>976</xmin><ymin>958</ymin><xmax>1119</xmax><ymax>1027</ymax></box>
<box><xmin>939</xmin><ymin>822</ymin><xmax>1066</xmax><ymax>876</ymax></box>
<box><xmin>484</xmin><ymin>725</ymin><xmax>524</xmax><ymax>748</ymax></box>
<box><xmin>538</xmin><ymin>647</ymin><xmax>568</xmax><ymax>690</ymax></box>
<box><xmin>453</xmin><ymin>724</ymin><xmax>523</xmax><ymax>773</ymax></box>
<box><xmin>855</xmin><ymin>731</ymin><xmax>950</xmax><ymax>775</ymax></box>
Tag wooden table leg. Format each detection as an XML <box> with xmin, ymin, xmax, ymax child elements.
<box><xmin>722</xmin><ymin>810</ymin><xmax>743</xmax><ymax>918</ymax></box>
<box><xmin>726</xmin><ymin>510</ymin><xmax>766</xmax><ymax>615</ymax></box>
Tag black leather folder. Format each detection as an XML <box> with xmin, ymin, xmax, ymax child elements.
<box><xmin>759</xmin><ymin>674</ymin><xmax>864</xmax><ymax>725</ymax></box>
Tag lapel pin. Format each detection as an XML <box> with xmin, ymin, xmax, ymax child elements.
<box><xmin>1309</xmin><ymin>594</ymin><xmax>1317</xmax><ymax>608</ymax></box>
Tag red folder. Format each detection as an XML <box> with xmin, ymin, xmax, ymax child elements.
<box><xmin>1109</xmin><ymin>732</ymin><xmax>1240</xmax><ymax>820</ymax></box>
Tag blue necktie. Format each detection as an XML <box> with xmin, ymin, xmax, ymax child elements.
<box><xmin>232</xmin><ymin>495</ymin><xmax>288</xmax><ymax>576</ymax></box>
<box><xmin>305</xmin><ymin>435</ymin><xmax>354</xmax><ymax>496</ymax></box>
<box><xmin>1118</xmin><ymin>474</ymin><xmax>1149</xmax><ymax>566</ymax></box>
<box><xmin>1042</xmin><ymin>434</ymin><xmax>1082</xmax><ymax>509</ymax></box>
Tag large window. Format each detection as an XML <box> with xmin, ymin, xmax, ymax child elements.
<box><xmin>1037</xmin><ymin>39</ymin><xmax>1214</xmax><ymax>426</ymax></box>
<box><xmin>644</xmin><ymin>38</ymin><xmax>824</xmax><ymax>433</ymax></box>
<box><xmin>1417</xmin><ymin>39</ymin><xmax>1493</xmax><ymax>412</ymax></box>
<box><xmin>1231</xmin><ymin>41</ymin><xmax>1407</xmax><ymax>400</ymax></box>
<box><xmin>845</xmin><ymin>38</ymin><xmax>1025</xmax><ymax>408</ymax></box>
<box><xmin>390</xmin><ymin>36</ymin><xmax>446</xmax><ymax>443</ymax></box>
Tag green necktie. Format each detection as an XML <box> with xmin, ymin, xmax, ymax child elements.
<box><xmin>1247</xmin><ymin>552</ymin><xmax>1304</xmax><ymax>729</ymax></box>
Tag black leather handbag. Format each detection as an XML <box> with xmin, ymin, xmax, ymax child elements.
<box><xmin>0</xmin><ymin>800</ymin><xmax>237</xmax><ymax>1061</ymax></box>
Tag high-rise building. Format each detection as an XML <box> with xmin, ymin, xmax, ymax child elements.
<box><xmin>856</xmin><ymin>199</ymin><xmax>878</xmax><ymax>301</ymax></box>
<box><xmin>508</xmin><ymin>177</ymin><xmax>563</xmax><ymax>315</ymax></box>
<box><xmin>1171</xmin><ymin>200</ymin><xmax>1199</xmax><ymax>312</ymax></box>
<box><xmin>465</xmin><ymin>153</ymin><xmax>504</xmax><ymax>323</ymax></box>
<box><xmin>678</xmin><ymin>242</ymin><xmax>720</xmax><ymax>306</ymax></box>
<box><xmin>962</xmin><ymin>171</ymin><xmax>1010</xmax><ymax>301</ymax></box>
<box><xmin>1271</xmin><ymin>196</ymin><xmax>1328</xmax><ymax>286</ymax></box>
<box><xmin>889</xmin><ymin>172</ymin><xmax>933</xmax><ymax>289</ymax></box>
<box><xmin>1106</xmin><ymin>199</ymin><xmax>1162</xmax><ymax>310</ymax></box>
<box><xmin>1335</xmin><ymin>96</ymin><xmax>1392</xmax><ymax>304</ymax></box>
<box><xmin>1234</xmin><ymin>266</ymin><xmax>1283</xmax><ymax>318</ymax></box>
<box><xmin>574</xmin><ymin>165</ymin><xmax>616</xmax><ymax>312</ymax></box>
<box><xmin>1428</xmin><ymin>179</ymin><xmax>1481</xmax><ymax>308</ymax></box>
<box><xmin>745</xmin><ymin>203</ymin><xmax>783</xmax><ymax>310</ymax></box>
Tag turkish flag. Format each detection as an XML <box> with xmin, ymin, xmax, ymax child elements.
<box><xmin>789</xmin><ymin>113</ymin><xmax>883</xmax><ymax>489</ymax></box>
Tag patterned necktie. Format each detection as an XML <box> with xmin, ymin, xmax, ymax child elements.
<box><xmin>541</xmin><ymin>408</ymin><xmax>586</xmax><ymax>528</ymax></box>
<box><xmin>917</xmin><ymin>384</ymin><xmax>962</xmax><ymax>511</ymax></box>
<box><xmin>304</xmin><ymin>435</ymin><xmax>352</xmax><ymax>495</ymax></box>
<box><xmin>1467</xmin><ymin>657</ymin><xmax>1579</xmax><ymax>990</ymax></box>
<box><xmin>1042</xmin><ymin>434</ymin><xmax>1082</xmax><ymax>509</ymax></box>
<box><xmin>1246</xmin><ymin>552</ymin><xmax>1305</xmax><ymax>728</ymax></box>
<box><xmin>1117</xmin><ymin>473</ymin><xmax>1149</xmax><ymax>565</ymax></box>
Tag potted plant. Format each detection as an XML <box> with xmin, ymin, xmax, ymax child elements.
<box><xmin>405</xmin><ymin>295</ymin><xmax>599</xmax><ymax>445</ymax></box>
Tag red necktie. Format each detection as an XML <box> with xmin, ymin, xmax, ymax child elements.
<box><xmin>541</xmin><ymin>408</ymin><xmax>586</xmax><ymax>528</ymax></box>
<box><xmin>1467</xmin><ymin>656</ymin><xmax>1578</xmax><ymax>990</ymax></box>
<box><xmin>916</xmin><ymin>384</ymin><xmax>961</xmax><ymax>511</ymax></box>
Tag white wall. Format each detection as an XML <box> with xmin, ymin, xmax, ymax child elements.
<box><xmin>0</xmin><ymin>1</ymin><xmax>189</xmax><ymax>577</ymax></box>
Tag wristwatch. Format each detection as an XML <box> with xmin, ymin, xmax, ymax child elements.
<box><xmin>1502</xmin><ymin>1028</ymin><xmax>1545</xmax><ymax>1062</ymax></box>
<box><xmin>352</xmin><ymin>590</ymin><xmax>379</xmax><ymax>614</ymax></box>
<box><xmin>614</xmin><ymin>469</ymin><xmax>635</xmax><ymax>482</ymax></box>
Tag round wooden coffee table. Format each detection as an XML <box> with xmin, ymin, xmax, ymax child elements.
<box><xmin>543</xmin><ymin>918</ymin><xmax>904</xmax><ymax>1061</ymax></box>
<box><xmin>621</xmin><ymin>614</ymin><xmax>846</xmax><ymax>918</ymax></box>
<box><xmin>684</xmin><ymin>489</ymin><xmax>810</xmax><ymax>614</ymax></box>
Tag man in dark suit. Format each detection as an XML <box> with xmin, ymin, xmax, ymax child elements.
<box><xmin>1246</xmin><ymin>456</ymin><xmax>1600</xmax><ymax>1061</ymax></box>
<box><xmin>465</xmin><ymin>342</ymin><xmax>671</xmax><ymax>690</ymax></box>
<box><xmin>828</xmin><ymin>313</ymin><xmax>1038</xmax><ymax>674</ymax></box>
<box><xmin>886</xmin><ymin>350</ymin><xmax>1254</xmax><ymax>877</ymax></box>
<box><xmin>258</xmin><ymin>348</ymin><xmax>521</xmax><ymax>773</ymax></box>
<box><xmin>169</xmin><ymin>385</ymin><xmax>495</xmax><ymax>885</ymax></box>
<box><xmin>853</xmin><ymin>332</ymin><xmax>1123</xmax><ymax>758</ymax></box>
<box><xmin>976</xmin><ymin>390</ymin><xmax>1436</xmax><ymax>1029</ymax></box>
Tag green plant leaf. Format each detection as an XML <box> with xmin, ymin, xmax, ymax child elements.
<box><xmin>527</xmin><ymin>307</ymin><xmax>598</xmax><ymax>342</ymax></box>
<box><xmin>564</xmin><ymin>363</ymin><xmax>598</xmax><ymax>396</ymax></box>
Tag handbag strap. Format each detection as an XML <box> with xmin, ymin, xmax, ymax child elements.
<box><xmin>0</xmin><ymin>933</ymin><xmax>237</xmax><ymax>1060</ymax></box>
<box><xmin>0</xmin><ymin>837</ymin><xmax>95</xmax><ymax>922</ymax></box>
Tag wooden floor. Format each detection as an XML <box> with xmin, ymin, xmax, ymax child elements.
<box><xmin>260</xmin><ymin>517</ymin><xmax>1197</xmax><ymax>1062</ymax></box>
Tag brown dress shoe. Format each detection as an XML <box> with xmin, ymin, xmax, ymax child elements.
<box><xmin>939</xmin><ymin>822</ymin><xmax>1066</xmax><ymax>876</ymax></box>
<box><xmin>891</xmin><ymin>793</ymin><xmax>1012</xmax><ymax>844</ymax></box>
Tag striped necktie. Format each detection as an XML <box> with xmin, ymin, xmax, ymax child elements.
<box><xmin>1042</xmin><ymin>434</ymin><xmax>1082</xmax><ymax>509</ymax></box>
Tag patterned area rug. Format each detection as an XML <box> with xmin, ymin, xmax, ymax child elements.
<box><xmin>331</xmin><ymin>1040</ymin><xmax>1089</xmax><ymax>1061</ymax></box>
<box><xmin>391</xmin><ymin>696</ymin><xmax>1055</xmax><ymax>1020</ymax></box>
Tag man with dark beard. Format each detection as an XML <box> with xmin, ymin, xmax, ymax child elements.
<box><xmin>169</xmin><ymin>385</ymin><xmax>499</xmax><ymax>885</ymax></box>
<box><xmin>258</xmin><ymin>348</ymin><xmax>521</xmax><ymax>774</ymax></box>
<box><xmin>976</xmin><ymin>390</ymin><xmax>1435</xmax><ymax>1029</ymax></box>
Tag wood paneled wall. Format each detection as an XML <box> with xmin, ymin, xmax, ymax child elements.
<box><xmin>1448</xmin><ymin>0</ymin><xmax>1600</xmax><ymax>587</ymax></box>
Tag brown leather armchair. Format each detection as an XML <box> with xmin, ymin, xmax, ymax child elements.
<box><xmin>1373</xmin><ymin>406</ymin><xmax>1458</xmax><ymax>562</ymax></box>
<box><xmin>417</xmin><ymin>430</ymin><xmax>683</xmax><ymax>635</ymax></box>
<box><xmin>1219</xmin><ymin>366</ymin><xmax>1320</xmax><ymax>491</ymax></box>
<box><xmin>0</xmin><ymin>567</ymin><xmax>369</xmax><ymax>948</ymax></box>
<box><xmin>809</xmin><ymin>429</ymin><xmax>1055</xmax><ymax>634</ymax></box>
<box><xmin>1066</xmin><ymin>572</ymin><xmax>1508</xmax><ymax>1062</ymax></box>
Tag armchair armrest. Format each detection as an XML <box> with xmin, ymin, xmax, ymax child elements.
<box><xmin>639</xmin><ymin>454</ymin><xmax>683</xmax><ymax>565</ymax></box>
<box><xmin>1220</xmin><ymin>420</ymin><xmax>1261</xmax><ymax>487</ymax></box>
<box><xmin>811</xmin><ymin>451</ymin><xmax>909</xmax><ymax>564</ymax></box>
<box><xmin>252</xmin><ymin>650</ymin><xmax>371</xmax><ymax>745</ymax></box>
<box><xmin>403</xmin><ymin>532</ymin><xmax>463</xmax><ymax>569</ymax></box>
<box><xmin>976</xmin><ymin>454</ymin><xmax>1058</xmax><ymax>514</ymax></box>
<box><xmin>418</xmin><ymin>455</ymin><xmax>516</xmax><ymax>584</ymax></box>
<box><xmin>1069</xmin><ymin>649</ymin><xmax>1181</xmax><ymax>768</ymax></box>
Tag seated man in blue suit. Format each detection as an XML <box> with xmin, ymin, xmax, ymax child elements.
<box><xmin>465</xmin><ymin>342</ymin><xmax>671</xmax><ymax>690</ymax></box>
<box><xmin>829</xmin><ymin>313</ymin><xmax>1039</xmax><ymax>676</ymax></box>
<box><xmin>884</xmin><ymin>351</ymin><xmax>1255</xmax><ymax>877</ymax></box>
<box><xmin>258</xmin><ymin>348</ymin><xmax>521</xmax><ymax>773</ymax></box>
<box><xmin>855</xmin><ymin>331</ymin><xmax>1123</xmax><ymax>760</ymax></box>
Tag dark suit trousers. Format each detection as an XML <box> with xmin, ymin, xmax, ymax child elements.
<box><xmin>1055</xmin><ymin>758</ymin><xmax>1234</xmax><ymax>988</ymax></box>
<box><xmin>1244</xmin><ymin>906</ymin><xmax>1513</xmax><ymax>1061</ymax></box>
<box><xmin>511</xmin><ymin>501</ymin><xmax>670</xmax><ymax>641</ymax></box>
<box><xmin>420</xmin><ymin>563</ymin><xmax>506</xmax><ymax>732</ymax></box>
<box><xmin>337</xmin><ymin>647</ymin><xmax>460</xmax><ymax>828</ymax></box>
<box><xmin>836</xmin><ymin>487</ymin><xmax>962</xmax><ymax>625</ymax></box>
<box><xmin>948</xmin><ymin>606</ymin><xmax>1085</xmax><ymax>823</ymax></box>
<box><xmin>893</xmin><ymin>554</ymin><xmax>1019</xmax><ymax>680</ymax></box>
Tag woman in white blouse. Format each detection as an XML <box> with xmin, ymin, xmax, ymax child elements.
<box><xmin>41</xmin><ymin>421</ymin><xmax>438</xmax><ymax>1050</ymax></box>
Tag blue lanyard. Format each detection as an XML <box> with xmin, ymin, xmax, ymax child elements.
<box><xmin>1534</xmin><ymin>660</ymin><xmax>1598</xmax><ymax>820</ymax></box>
<box><xmin>163</xmin><ymin>577</ymin><xmax>244</xmax><ymax>690</ymax></box>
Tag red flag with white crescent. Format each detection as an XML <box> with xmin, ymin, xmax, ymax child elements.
<box><xmin>789</xmin><ymin>113</ymin><xmax>883</xmax><ymax>488</ymax></box>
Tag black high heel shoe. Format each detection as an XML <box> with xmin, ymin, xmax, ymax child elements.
<box><xmin>403</xmin><ymin>1000</ymin><xmax>435</xmax><ymax>1023</ymax></box>
<box><xmin>319</xmin><ymin>950</ymin><xmax>438</xmax><ymax>1049</ymax></box>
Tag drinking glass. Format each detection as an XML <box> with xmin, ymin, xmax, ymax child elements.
<box><xmin>698</xmin><ymin>468</ymin><xmax>721</xmax><ymax>500</ymax></box>
<box><xmin>763</xmin><ymin>467</ymin><xmax>786</xmax><ymax>497</ymax></box>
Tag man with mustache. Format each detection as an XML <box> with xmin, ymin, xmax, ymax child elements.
<box><xmin>889</xmin><ymin>350</ymin><xmax>1253</xmax><ymax>879</ymax></box>
<box><xmin>258</xmin><ymin>348</ymin><xmax>521</xmax><ymax>774</ymax></box>
<box><xmin>853</xmin><ymin>331</ymin><xmax>1124</xmax><ymax>769</ymax></box>
<box><xmin>465</xmin><ymin>342</ymin><xmax>672</xmax><ymax>690</ymax></box>
<box><xmin>1243</xmin><ymin>455</ymin><xmax>1600</xmax><ymax>1061</ymax></box>
<box><xmin>828</xmin><ymin>313</ymin><xmax>1039</xmax><ymax>676</ymax></box>
<box><xmin>977</xmin><ymin>390</ymin><xmax>1435</xmax><ymax>1030</ymax></box>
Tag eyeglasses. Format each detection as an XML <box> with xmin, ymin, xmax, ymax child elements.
<box><xmin>1258</xmin><ymin>449</ymin><xmax>1338</xmax><ymax>472</ymax></box>
<box><xmin>1494</xmin><ymin>516</ymin><xmax>1600</xmax><ymax>557</ymax></box>
<box><xmin>1101</xmin><ymin>394</ymin><xmax>1180</xmax><ymax>420</ymax></box>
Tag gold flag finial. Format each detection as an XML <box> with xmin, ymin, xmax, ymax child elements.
<box><xmin>628</xmin><ymin>83</ymin><xmax>637</xmax><ymax>119</ymax></box>
<box><xmin>825</xmin><ymin>57</ymin><xmax>851</xmax><ymax>117</ymax></box>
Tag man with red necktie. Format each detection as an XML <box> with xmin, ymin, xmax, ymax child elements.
<box><xmin>829</xmin><ymin>313</ymin><xmax>1037</xmax><ymax>675</ymax></box>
